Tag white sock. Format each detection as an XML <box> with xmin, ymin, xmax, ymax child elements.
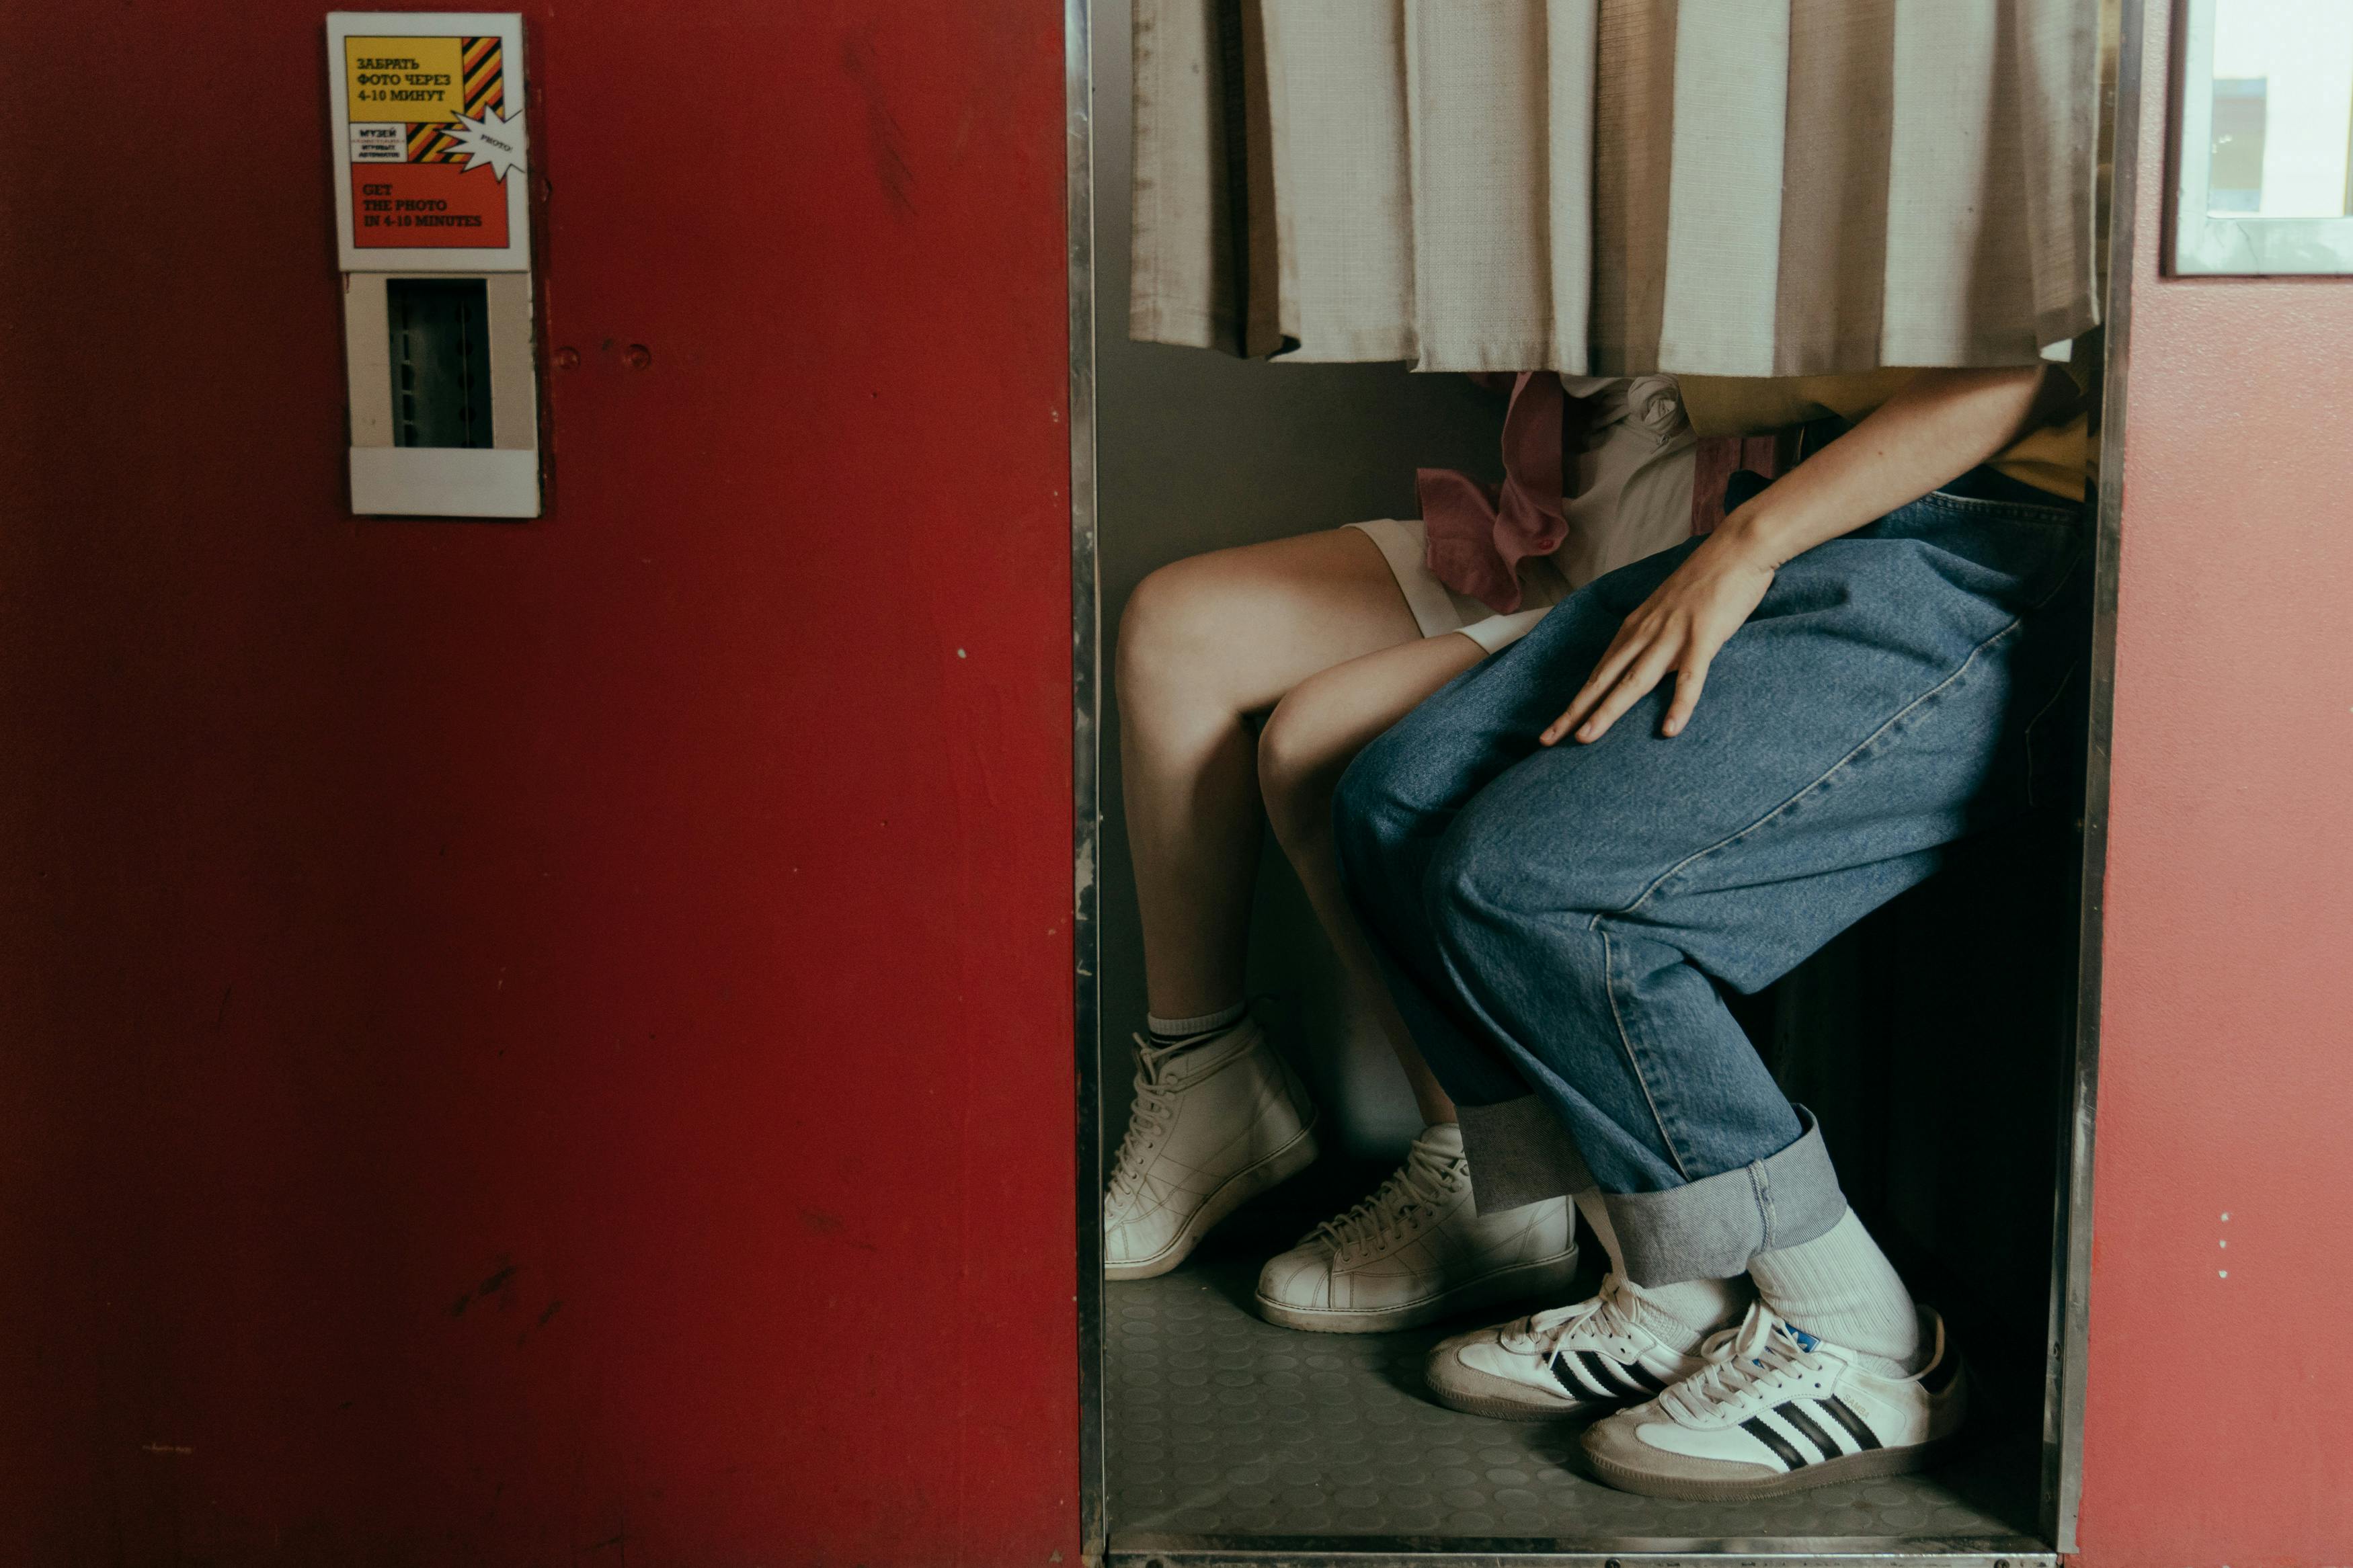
<box><xmin>1747</xmin><ymin>1208</ymin><xmax>1923</xmax><ymax>1378</ymax></box>
<box><xmin>1574</xmin><ymin>1190</ymin><xmax>1752</xmax><ymax>1354</ymax></box>
<box><xmin>1146</xmin><ymin>1000</ymin><xmax>1246</xmax><ymax>1046</ymax></box>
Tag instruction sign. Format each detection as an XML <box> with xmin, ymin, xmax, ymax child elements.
<box><xmin>327</xmin><ymin>13</ymin><xmax>529</xmax><ymax>272</ymax></box>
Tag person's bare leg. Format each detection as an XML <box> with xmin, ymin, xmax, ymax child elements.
<box><xmin>1105</xmin><ymin>528</ymin><xmax>1430</xmax><ymax>1281</ymax></box>
<box><xmin>1115</xmin><ymin>528</ymin><xmax>1421</xmax><ymax>1020</ymax></box>
<box><xmin>1258</xmin><ymin>632</ymin><xmax>1486</xmax><ymax>1124</ymax></box>
<box><xmin>1251</xmin><ymin>632</ymin><xmax>1585</xmax><ymax>1331</ymax></box>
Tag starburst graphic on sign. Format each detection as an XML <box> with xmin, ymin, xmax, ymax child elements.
<box><xmin>448</xmin><ymin>106</ymin><xmax>528</xmax><ymax>183</ymax></box>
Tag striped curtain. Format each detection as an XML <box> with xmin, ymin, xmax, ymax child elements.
<box><xmin>1129</xmin><ymin>0</ymin><xmax>2102</xmax><ymax>375</ymax></box>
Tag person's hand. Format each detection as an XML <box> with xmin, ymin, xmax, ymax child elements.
<box><xmin>1541</xmin><ymin>530</ymin><xmax>1778</xmax><ymax>745</ymax></box>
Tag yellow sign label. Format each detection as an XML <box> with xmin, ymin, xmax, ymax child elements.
<box><xmin>344</xmin><ymin>36</ymin><xmax>467</xmax><ymax>122</ymax></box>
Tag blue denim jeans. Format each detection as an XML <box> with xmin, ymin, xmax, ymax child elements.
<box><xmin>1332</xmin><ymin>469</ymin><xmax>2089</xmax><ymax>1284</ymax></box>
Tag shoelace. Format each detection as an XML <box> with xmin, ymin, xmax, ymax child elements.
<box><xmin>1301</xmin><ymin>1138</ymin><xmax>1463</xmax><ymax>1255</ymax></box>
<box><xmin>1509</xmin><ymin>1271</ymin><xmax>1643</xmax><ymax>1355</ymax></box>
<box><xmin>1106</xmin><ymin>1034</ymin><xmax>1201</xmax><ymax>1205</ymax></box>
<box><xmin>1659</xmin><ymin>1302</ymin><xmax>1824</xmax><ymax>1423</ymax></box>
<box><xmin>1298</xmin><ymin>1139</ymin><xmax>1458</xmax><ymax>1255</ymax></box>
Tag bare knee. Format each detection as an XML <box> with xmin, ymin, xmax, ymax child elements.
<box><xmin>1116</xmin><ymin>556</ymin><xmax>1235</xmax><ymax>716</ymax></box>
<box><xmin>1259</xmin><ymin>680</ymin><xmax>1359</xmax><ymax>848</ymax></box>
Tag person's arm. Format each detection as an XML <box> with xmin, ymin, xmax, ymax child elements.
<box><xmin>1542</xmin><ymin>364</ymin><xmax>2071</xmax><ymax>747</ymax></box>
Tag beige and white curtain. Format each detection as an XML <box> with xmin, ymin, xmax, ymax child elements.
<box><xmin>1129</xmin><ymin>0</ymin><xmax>2102</xmax><ymax>375</ymax></box>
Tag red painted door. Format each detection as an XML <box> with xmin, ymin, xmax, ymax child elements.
<box><xmin>0</xmin><ymin>3</ymin><xmax>1078</xmax><ymax>1563</ymax></box>
<box><xmin>2076</xmin><ymin>4</ymin><xmax>2353</xmax><ymax>1564</ymax></box>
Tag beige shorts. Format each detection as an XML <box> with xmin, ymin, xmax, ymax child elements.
<box><xmin>1344</xmin><ymin>518</ymin><xmax>1571</xmax><ymax>655</ymax></box>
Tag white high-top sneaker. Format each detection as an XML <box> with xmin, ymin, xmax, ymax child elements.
<box><xmin>1581</xmin><ymin>1303</ymin><xmax>1968</xmax><ymax>1499</ymax></box>
<box><xmin>1254</xmin><ymin>1123</ymin><xmax>1579</xmax><ymax>1333</ymax></box>
<box><xmin>1103</xmin><ymin>1019</ymin><xmax>1320</xmax><ymax>1280</ymax></box>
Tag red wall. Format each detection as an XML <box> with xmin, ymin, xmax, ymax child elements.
<box><xmin>2079</xmin><ymin>4</ymin><xmax>2353</xmax><ymax>1563</ymax></box>
<box><xmin>0</xmin><ymin>3</ymin><xmax>1078</xmax><ymax>1564</ymax></box>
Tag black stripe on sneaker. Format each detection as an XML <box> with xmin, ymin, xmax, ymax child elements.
<box><xmin>1578</xmin><ymin>1352</ymin><xmax>1646</xmax><ymax>1399</ymax></box>
<box><xmin>1817</xmin><ymin>1395</ymin><xmax>1884</xmax><ymax>1451</ymax></box>
<box><xmin>1616</xmin><ymin>1357</ymin><xmax>1669</xmax><ymax>1393</ymax></box>
<box><xmin>1549</xmin><ymin>1354</ymin><xmax>1612</xmax><ymax>1401</ymax></box>
<box><xmin>1741</xmin><ymin>1416</ymin><xmax>1808</xmax><ymax>1471</ymax></box>
<box><xmin>1773</xmin><ymin>1400</ymin><xmax>1844</xmax><ymax>1462</ymax></box>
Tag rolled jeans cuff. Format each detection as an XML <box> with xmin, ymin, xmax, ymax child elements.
<box><xmin>1457</xmin><ymin>1095</ymin><xmax>1593</xmax><ymax>1214</ymax></box>
<box><xmin>1603</xmin><ymin>1108</ymin><xmax>1847</xmax><ymax>1286</ymax></box>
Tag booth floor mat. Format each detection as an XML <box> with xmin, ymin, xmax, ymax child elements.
<box><xmin>1105</xmin><ymin>1225</ymin><xmax>2042</xmax><ymax>1545</ymax></box>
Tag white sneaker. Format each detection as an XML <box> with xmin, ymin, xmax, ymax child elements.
<box><xmin>1581</xmin><ymin>1302</ymin><xmax>1969</xmax><ymax>1499</ymax></box>
<box><xmin>1423</xmin><ymin>1272</ymin><xmax>1711</xmax><ymax>1419</ymax></box>
<box><xmin>1103</xmin><ymin>1019</ymin><xmax>1320</xmax><ymax>1280</ymax></box>
<box><xmin>1254</xmin><ymin>1124</ymin><xmax>1578</xmax><ymax>1333</ymax></box>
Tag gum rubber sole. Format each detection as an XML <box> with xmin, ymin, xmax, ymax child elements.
<box><xmin>1584</xmin><ymin>1430</ymin><xmax>1960</xmax><ymax>1500</ymax></box>
<box><xmin>1103</xmin><ymin>1117</ymin><xmax>1322</xmax><ymax>1281</ymax></box>
<box><xmin>1254</xmin><ymin>1247</ymin><xmax>1582</xmax><ymax>1335</ymax></box>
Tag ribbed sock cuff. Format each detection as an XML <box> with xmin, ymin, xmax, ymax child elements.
<box><xmin>1749</xmin><ymin>1209</ymin><xmax>1922</xmax><ymax>1377</ymax></box>
<box><xmin>1146</xmin><ymin>1000</ymin><xmax>1247</xmax><ymax>1042</ymax></box>
<box><xmin>1636</xmin><ymin>1275</ymin><xmax>1756</xmax><ymax>1352</ymax></box>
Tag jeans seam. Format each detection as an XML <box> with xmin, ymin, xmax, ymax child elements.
<box><xmin>1752</xmin><ymin>1161</ymin><xmax>1776</xmax><ymax>1250</ymax></box>
<box><xmin>1617</xmin><ymin>612</ymin><xmax>2029</xmax><ymax>920</ymax></box>
<box><xmin>1599</xmin><ymin>925</ymin><xmax>1693</xmax><ymax>1182</ymax></box>
<box><xmin>1913</xmin><ymin>491</ymin><xmax>2085</xmax><ymax>524</ymax></box>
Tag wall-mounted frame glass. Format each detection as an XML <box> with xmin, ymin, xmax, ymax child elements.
<box><xmin>2173</xmin><ymin>0</ymin><xmax>2353</xmax><ymax>273</ymax></box>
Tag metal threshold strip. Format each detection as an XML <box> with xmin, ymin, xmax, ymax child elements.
<box><xmin>1109</xmin><ymin>1534</ymin><xmax>2055</xmax><ymax>1568</ymax></box>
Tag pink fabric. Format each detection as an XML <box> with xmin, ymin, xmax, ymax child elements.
<box><xmin>1418</xmin><ymin>371</ymin><xmax>1579</xmax><ymax>614</ymax></box>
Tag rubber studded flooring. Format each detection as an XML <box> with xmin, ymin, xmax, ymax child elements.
<box><xmin>1105</xmin><ymin>1175</ymin><xmax>2044</xmax><ymax>1546</ymax></box>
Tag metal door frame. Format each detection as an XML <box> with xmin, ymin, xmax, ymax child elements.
<box><xmin>1068</xmin><ymin>0</ymin><xmax>1106</xmax><ymax>1555</ymax></box>
<box><xmin>1064</xmin><ymin>0</ymin><xmax>2145</xmax><ymax>1559</ymax></box>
